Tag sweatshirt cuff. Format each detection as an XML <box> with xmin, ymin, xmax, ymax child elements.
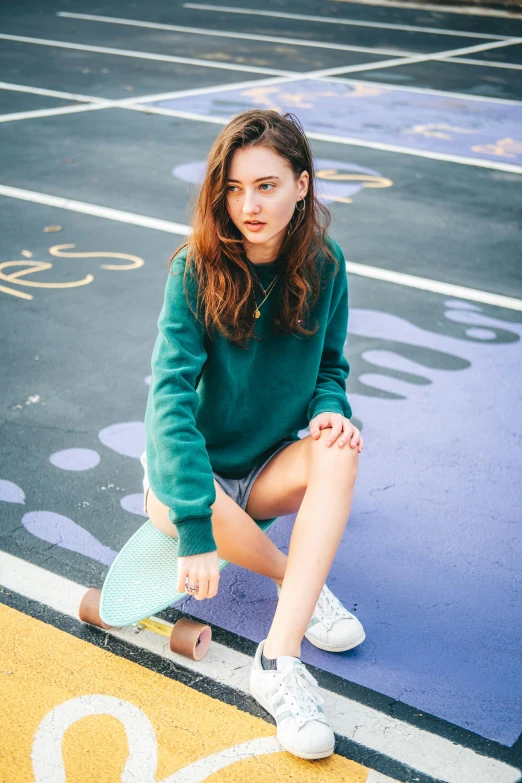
<box><xmin>170</xmin><ymin>514</ymin><xmax>217</xmax><ymax>557</ymax></box>
<box><xmin>308</xmin><ymin>394</ymin><xmax>352</xmax><ymax>422</ymax></box>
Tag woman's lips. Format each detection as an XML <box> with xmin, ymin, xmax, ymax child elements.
<box><xmin>245</xmin><ymin>221</ymin><xmax>266</xmax><ymax>232</ymax></box>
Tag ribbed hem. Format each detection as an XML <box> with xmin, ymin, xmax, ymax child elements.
<box><xmin>308</xmin><ymin>395</ymin><xmax>352</xmax><ymax>422</ymax></box>
<box><xmin>172</xmin><ymin>516</ymin><xmax>217</xmax><ymax>557</ymax></box>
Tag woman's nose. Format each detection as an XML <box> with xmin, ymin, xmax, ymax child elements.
<box><xmin>242</xmin><ymin>190</ymin><xmax>261</xmax><ymax>214</ymax></box>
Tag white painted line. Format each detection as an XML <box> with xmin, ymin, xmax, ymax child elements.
<box><xmin>300</xmin><ymin>36</ymin><xmax>522</xmax><ymax>81</ymax></box>
<box><xmin>183</xmin><ymin>2</ymin><xmax>511</xmax><ymax>40</ymax></box>
<box><xmin>124</xmin><ymin>103</ymin><xmax>231</xmax><ymax>124</ymax></box>
<box><xmin>0</xmin><ymin>185</ymin><xmax>191</xmax><ymax>235</ymax></box>
<box><xmin>0</xmin><ymin>551</ymin><xmax>520</xmax><ymax>783</ymax></box>
<box><xmin>0</xmin><ymin>102</ymin><xmax>110</xmax><ymax>124</ymax></box>
<box><xmin>319</xmin><ymin>75</ymin><xmax>522</xmax><ymax>107</ymax></box>
<box><xmin>301</xmin><ymin>128</ymin><xmax>522</xmax><ymax>176</ymax></box>
<box><xmin>0</xmin><ymin>33</ymin><xmax>295</xmax><ymax>77</ymax></box>
<box><xmin>441</xmin><ymin>56</ymin><xmax>522</xmax><ymax>71</ymax></box>
<box><xmin>0</xmin><ymin>80</ymin><xmax>110</xmax><ymax>103</ymax></box>
<box><xmin>1</xmin><ymin>184</ymin><xmax>520</xmax><ymax>311</ymax></box>
<box><xmin>114</xmin><ymin>74</ymin><xmax>290</xmax><ymax>105</ymax></box>
<box><xmin>344</xmin><ymin>260</ymin><xmax>522</xmax><ymax>312</ymax></box>
<box><xmin>330</xmin><ymin>0</ymin><xmax>522</xmax><ymax>20</ymax></box>
<box><xmin>56</xmin><ymin>11</ymin><xmax>419</xmax><ymax>58</ymax></box>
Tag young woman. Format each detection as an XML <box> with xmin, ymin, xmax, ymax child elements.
<box><xmin>140</xmin><ymin>109</ymin><xmax>364</xmax><ymax>761</ymax></box>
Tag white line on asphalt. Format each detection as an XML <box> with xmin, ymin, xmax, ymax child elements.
<box><xmin>330</xmin><ymin>0</ymin><xmax>522</xmax><ymax>20</ymax></box>
<box><xmin>0</xmin><ymin>33</ymin><xmax>295</xmax><ymax>77</ymax></box>
<box><xmin>440</xmin><ymin>56</ymin><xmax>522</xmax><ymax>71</ymax></box>
<box><xmin>1</xmin><ymin>551</ymin><xmax>520</xmax><ymax>783</ymax></box>
<box><xmin>286</xmin><ymin>35</ymin><xmax>522</xmax><ymax>81</ymax></box>
<box><xmin>0</xmin><ymin>185</ymin><xmax>191</xmax><ymax>234</ymax></box>
<box><xmin>182</xmin><ymin>3</ymin><xmax>512</xmax><ymax>40</ymax></box>
<box><xmin>0</xmin><ymin>102</ymin><xmax>110</xmax><ymax>124</ymax></box>
<box><xmin>1</xmin><ymin>184</ymin><xmax>520</xmax><ymax>311</ymax></box>
<box><xmin>317</xmin><ymin>75</ymin><xmax>522</xmax><ymax>106</ymax></box>
<box><xmin>0</xmin><ymin>81</ymin><xmax>110</xmax><ymax>103</ymax></box>
<box><xmin>116</xmin><ymin>103</ymin><xmax>522</xmax><ymax>177</ymax></box>
<box><xmin>56</xmin><ymin>11</ymin><xmax>419</xmax><ymax>58</ymax></box>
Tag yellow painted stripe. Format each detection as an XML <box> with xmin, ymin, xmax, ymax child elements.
<box><xmin>0</xmin><ymin>604</ymin><xmax>382</xmax><ymax>782</ymax></box>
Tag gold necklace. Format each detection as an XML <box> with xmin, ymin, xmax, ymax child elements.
<box><xmin>246</xmin><ymin>256</ymin><xmax>281</xmax><ymax>318</ymax></box>
<box><xmin>245</xmin><ymin>256</ymin><xmax>281</xmax><ymax>318</ymax></box>
<box><xmin>252</xmin><ymin>273</ymin><xmax>280</xmax><ymax>318</ymax></box>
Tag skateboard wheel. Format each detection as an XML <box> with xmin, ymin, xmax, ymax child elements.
<box><xmin>79</xmin><ymin>588</ymin><xmax>112</xmax><ymax>630</ymax></box>
<box><xmin>169</xmin><ymin>618</ymin><xmax>212</xmax><ymax>660</ymax></box>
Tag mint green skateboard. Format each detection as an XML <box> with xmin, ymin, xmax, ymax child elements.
<box><xmin>79</xmin><ymin>516</ymin><xmax>277</xmax><ymax>660</ymax></box>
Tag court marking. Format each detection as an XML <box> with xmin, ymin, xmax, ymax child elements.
<box><xmin>183</xmin><ymin>2</ymin><xmax>513</xmax><ymax>40</ymax></box>
<box><xmin>0</xmin><ymin>103</ymin><xmax>111</xmax><ymax>125</ymax></box>
<box><xmin>284</xmin><ymin>36</ymin><xmax>522</xmax><ymax>80</ymax></box>
<box><xmin>330</xmin><ymin>0</ymin><xmax>522</xmax><ymax>19</ymax></box>
<box><xmin>117</xmin><ymin>102</ymin><xmax>522</xmax><ymax>176</ymax></box>
<box><xmin>319</xmin><ymin>75</ymin><xmax>522</xmax><ymax>106</ymax></box>
<box><xmin>1</xmin><ymin>550</ymin><xmax>520</xmax><ymax>783</ymax></box>
<box><xmin>1</xmin><ymin>184</ymin><xmax>520</xmax><ymax>311</ymax></box>
<box><xmin>0</xmin><ymin>31</ymin><xmax>520</xmax><ymax>106</ymax></box>
<box><xmin>1</xmin><ymin>71</ymin><xmax>521</xmax><ymax>172</ymax></box>
<box><xmin>1</xmin><ymin>600</ymin><xmax>400</xmax><ymax>783</ymax></box>
<box><xmin>440</xmin><ymin>56</ymin><xmax>522</xmax><ymax>71</ymax></box>
<box><xmin>0</xmin><ymin>80</ymin><xmax>111</xmax><ymax>103</ymax></box>
<box><xmin>0</xmin><ymin>33</ymin><xmax>296</xmax><ymax>78</ymax></box>
<box><xmin>56</xmin><ymin>11</ymin><xmax>420</xmax><ymax>58</ymax></box>
<box><xmin>0</xmin><ymin>33</ymin><xmax>522</xmax><ymax>124</ymax></box>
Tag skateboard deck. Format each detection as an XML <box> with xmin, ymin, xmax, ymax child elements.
<box><xmin>99</xmin><ymin>516</ymin><xmax>277</xmax><ymax>626</ymax></box>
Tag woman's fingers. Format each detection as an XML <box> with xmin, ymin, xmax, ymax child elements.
<box><xmin>177</xmin><ymin>553</ymin><xmax>220</xmax><ymax>599</ymax></box>
<box><xmin>207</xmin><ymin>574</ymin><xmax>220</xmax><ymax>600</ymax></box>
<box><xmin>325</xmin><ymin>422</ymin><xmax>343</xmax><ymax>446</ymax></box>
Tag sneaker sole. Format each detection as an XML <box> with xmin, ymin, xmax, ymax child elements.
<box><xmin>303</xmin><ymin>629</ymin><xmax>366</xmax><ymax>652</ymax></box>
<box><xmin>249</xmin><ymin>678</ymin><xmax>335</xmax><ymax>760</ymax></box>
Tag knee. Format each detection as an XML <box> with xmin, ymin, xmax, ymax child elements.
<box><xmin>146</xmin><ymin>487</ymin><xmax>179</xmax><ymax>539</ymax></box>
<box><xmin>305</xmin><ymin>428</ymin><xmax>359</xmax><ymax>482</ymax></box>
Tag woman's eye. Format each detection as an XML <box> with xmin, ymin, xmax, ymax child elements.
<box><xmin>227</xmin><ymin>183</ymin><xmax>275</xmax><ymax>192</ymax></box>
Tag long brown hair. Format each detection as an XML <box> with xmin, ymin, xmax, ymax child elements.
<box><xmin>168</xmin><ymin>109</ymin><xmax>339</xmax><ymax>348</ymax></box>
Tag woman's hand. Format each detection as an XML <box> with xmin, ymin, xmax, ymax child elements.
<box><xmin>309</xmin><ymin>412</ymin><xmax>364</xmax><ymax>453</ymax></box>
<box><xmin>177</xmin><ymin>550</ymin><xmax>220</xmax><ymax>600</ymax></box>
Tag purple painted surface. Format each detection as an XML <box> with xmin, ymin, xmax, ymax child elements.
<box><xmin>0</xmin><ymin>479</ymin><xmax>25</xmax><ymax>504</ymax></box>
<box><xmin>120</xmin><ymin>492</ymin><xmax>147</xmax><ymax>517</ymax></box>
<box><xmin>142</xmin><ymin>79</ymin><xmax>522</xmax><ymax>165</ymax></box>
<box><xmin>49</xmin><ymin>448</ymin><xmax>100</xmax><ymax>471</ymax></box>
<box><xmin>98</xmin><ymin>421</ymin><xmax>144</xmax><ymax>459</ymax></box>
<box><xmin>175</xmin><ymin>299</ymin><xmax>522</xmax><ymax>745</ymax></box>
<box><xmin>22</xmin><ymin>511</ymin><xmax>116</xmax><ymax>567</ymax></box>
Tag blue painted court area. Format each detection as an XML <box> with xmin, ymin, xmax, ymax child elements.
<box><xmin>143</xmin><ymin>78</ymin><xmax>522</xmax><ymax>166</ymax></box>
<box><xmin>0</xmin><ymin>1</ymin><xmax>521</xmax><ymax>780</ymax></box>
<box><xmin>176</xmin><ymin>300</ymin><xmax>522</xmax><ymax>746</ymax></box>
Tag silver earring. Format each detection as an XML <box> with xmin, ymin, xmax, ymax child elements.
<box><xmin>295</xmin><ymin>197</ymin><xmax>306</xmax><ymax>212</ymax></box>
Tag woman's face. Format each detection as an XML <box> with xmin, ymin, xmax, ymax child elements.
<box><xmin>226</xmin><ymin>145</ymin><xmax>308</xmax><ymax>252</ymax></box>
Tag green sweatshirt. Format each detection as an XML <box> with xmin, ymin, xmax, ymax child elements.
<box><xmin>144</xmin><ymin>235</ymin><xmax>352</xmax><ymax>557</ymax></box>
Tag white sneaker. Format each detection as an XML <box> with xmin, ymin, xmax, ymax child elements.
<box><xmin>249</xmin><ymin>638</ymin><xmax>335</xmax><ymax>760</ymax></box>
<box><xmin>276</xmin><ymin>582</ymin><xmax>365</xmax><ymax>652</ymax></box>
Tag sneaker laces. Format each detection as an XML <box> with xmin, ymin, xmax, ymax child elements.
<box><xmin>314</xmin><ymin>585</ymin><xmax>352</xmax><ymax>629</ymax></box>
<box><xmin>273</xmin><ymin>662</ymin><xmax>326</xmax><ymax>724</ymax></box>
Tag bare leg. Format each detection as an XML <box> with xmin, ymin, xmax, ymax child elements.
<box><xmin>147</xmin><ymin>480</ymin><xmax>288</xmax><ymax>582</ymax></box>
<box><xmin>263</xmin><ymin>430</ymin><xmax>359</xmax><ymax>659</ymax></box>
<box><xmin>211</xmin><ymin>482</ymin><xmax>289</xmax><ymax>581</ymax></box>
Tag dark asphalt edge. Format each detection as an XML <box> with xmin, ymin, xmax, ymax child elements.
<box><xmin>1</xmin><ymin>586</ymin><xmax>520</xmax><ymax>782</ymax></box>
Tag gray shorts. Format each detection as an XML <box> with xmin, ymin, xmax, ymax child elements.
<box><xmin>140</xmin><ymin>437</ymin><xmax>297</xmax><ymax>519</ymax></box>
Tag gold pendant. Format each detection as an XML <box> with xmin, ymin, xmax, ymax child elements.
<box><xmin>254</xmin><ymin>309</ymin><xmax>261</xmax><ymax>318</ymax></box>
